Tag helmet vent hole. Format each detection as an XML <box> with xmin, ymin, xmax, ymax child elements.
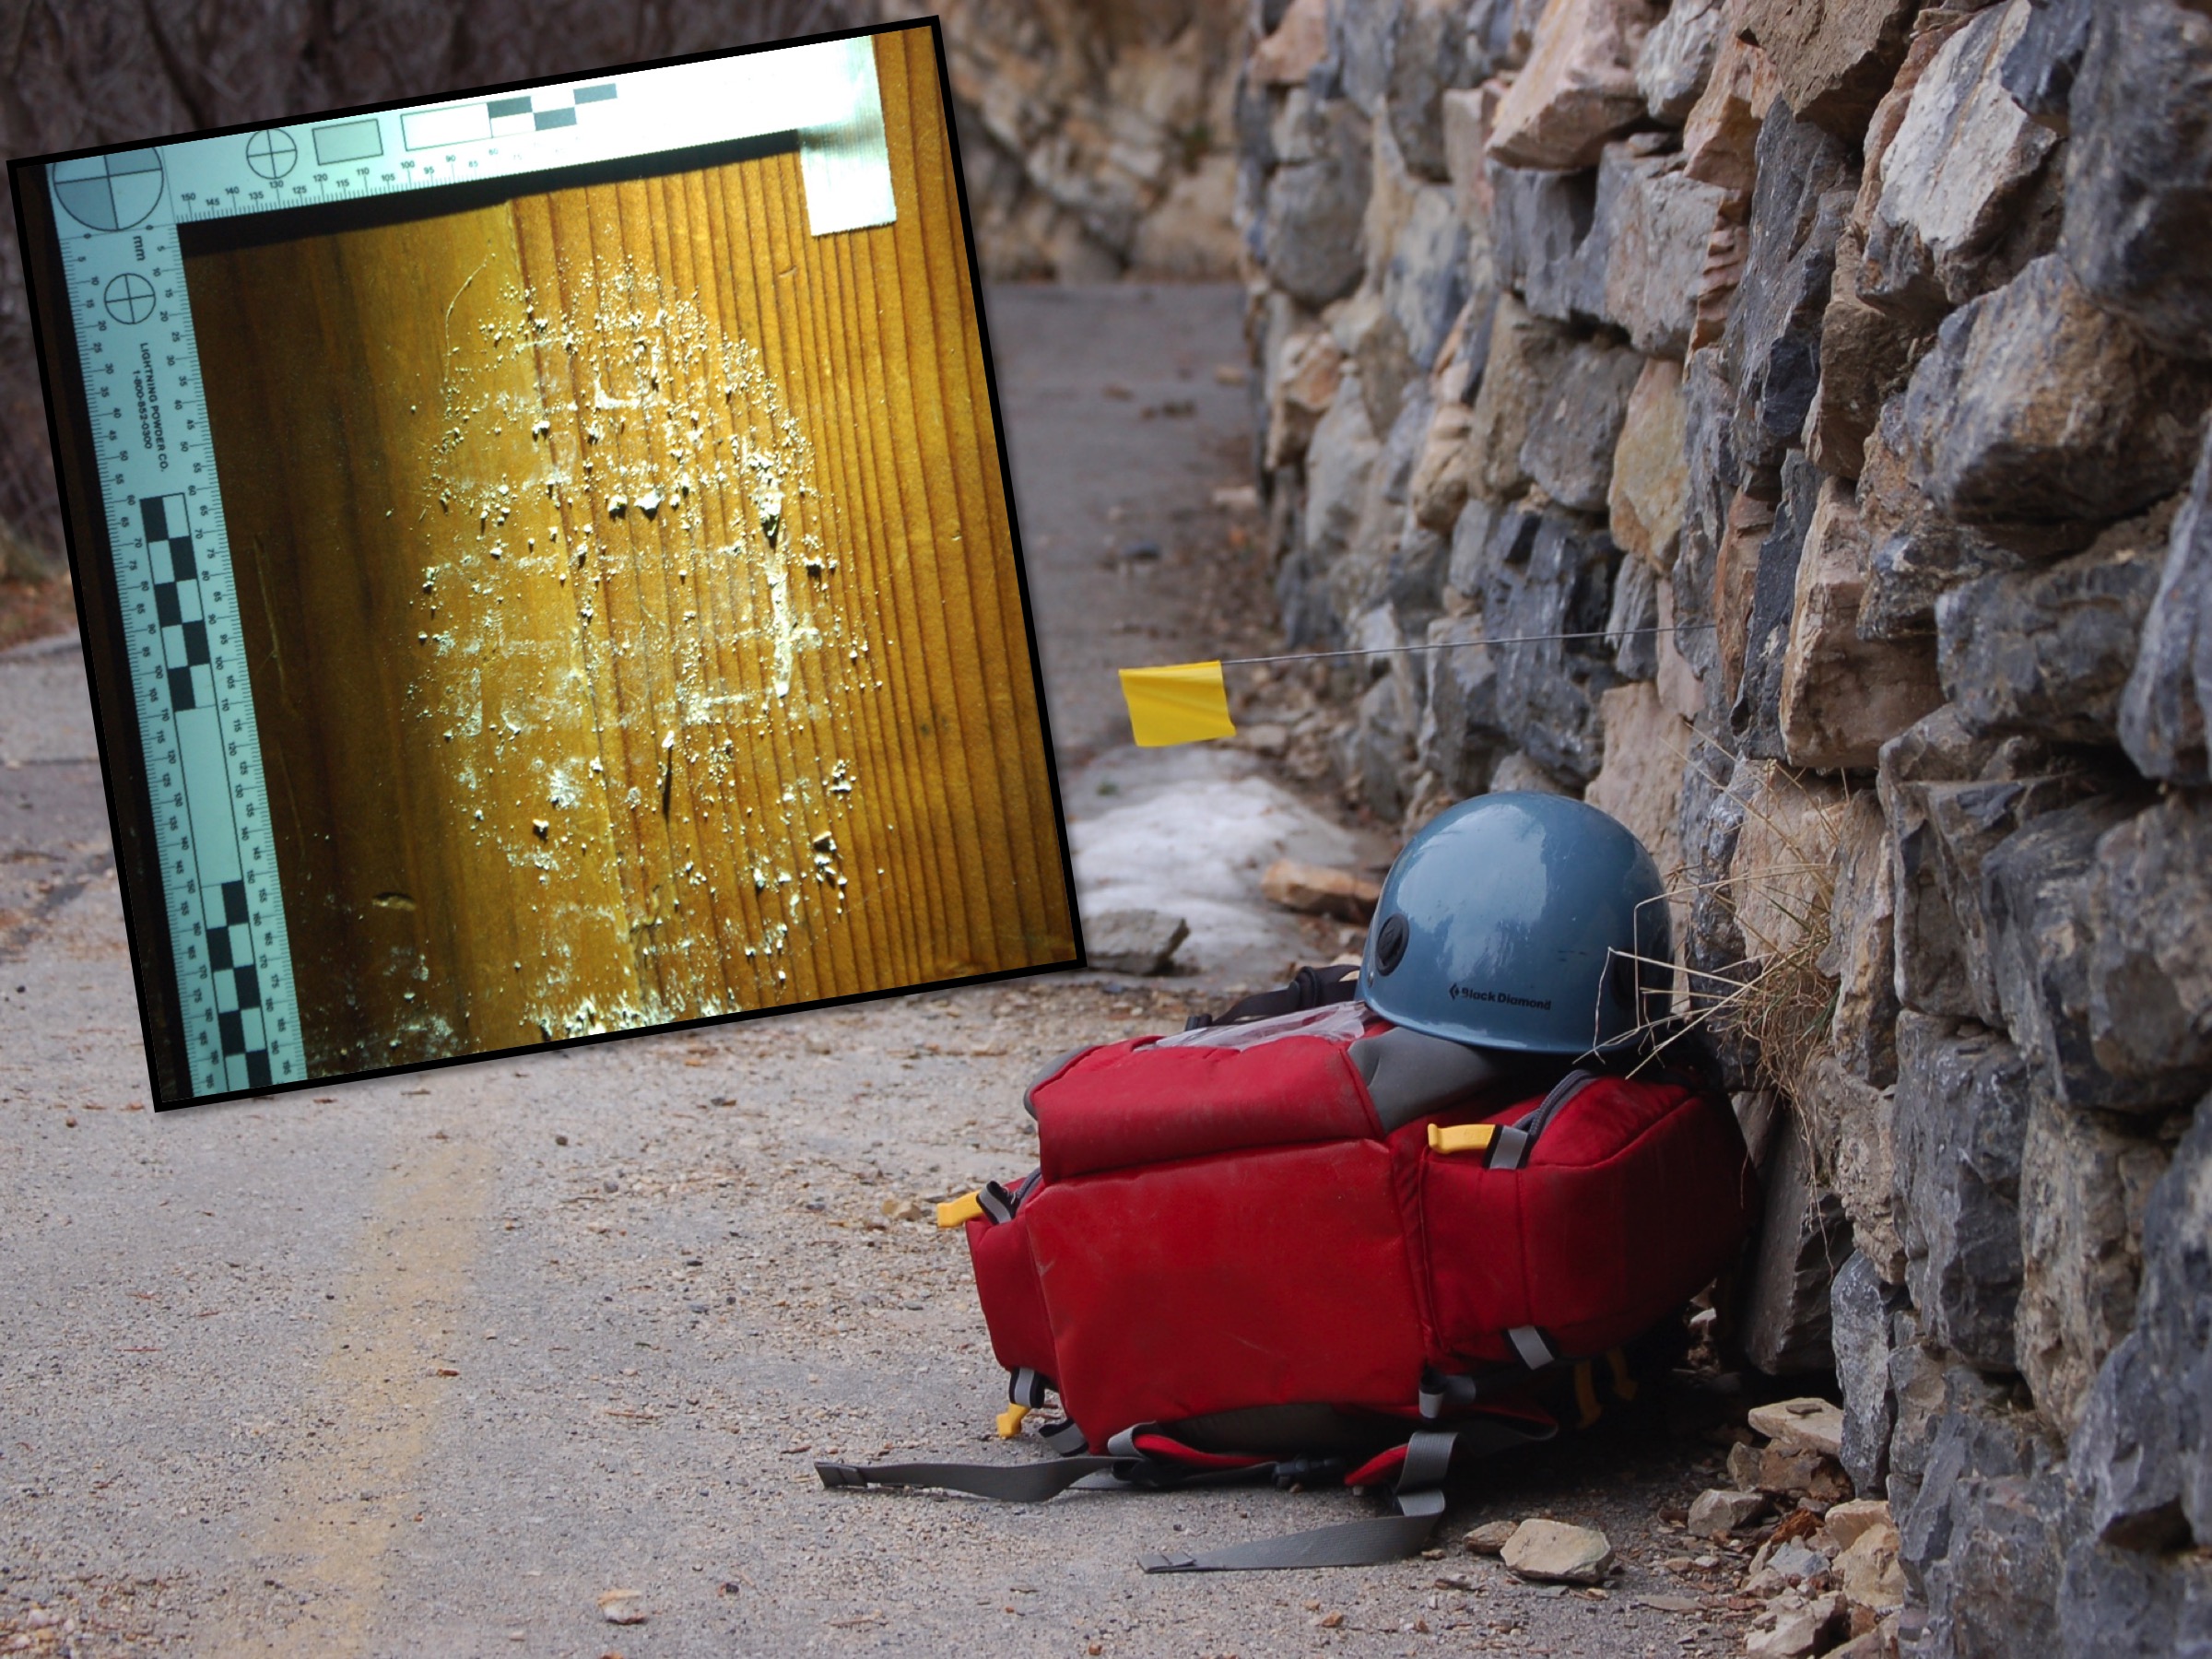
<box><xmin>1375</xmin><ymin>912</ymin><xmax>1409</xmax><ymax>975</ymax></box>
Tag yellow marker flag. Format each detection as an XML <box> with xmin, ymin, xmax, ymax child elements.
<box><xmin>1119</xmin><ymin>661</ymin><xmax>1237</xmax><ymax>747</ymax></box>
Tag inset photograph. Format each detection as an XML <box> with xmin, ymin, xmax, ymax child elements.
<box><xmin>21</xmin><ymin>25</ymin><xmax>1078</xmax><ymax>1103</ymax></box>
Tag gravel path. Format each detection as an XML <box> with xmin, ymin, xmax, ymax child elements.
<box><xmin>0</xmin><ymin>285</ymin><xmax>1757</xmax><ymax>1658</ymax></box>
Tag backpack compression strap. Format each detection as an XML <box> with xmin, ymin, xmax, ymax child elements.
<box><xmin>1137</xmin><ymin>1413</ymin><xmax>1552</xmax><ymax>1572</ymax></box>
<box><xmin>815</xmin><ymin>1453</ymin><xmax>1127</xmax><ymax>1503</ymax></box>
<box><xmin>1181</xmin><ymin>962</ymin><xmax>1360</xmax><ymax>1030</ymax></box>
<box><xmin>1136</xmin><ymin>1430</ymin><xmax>1458</xmax><ymax>1571</ymax></box>
<box><xmin>818</xmin><ymin>1415</ymin><xmax>1552</xmax><ymax>1573</ymax></box>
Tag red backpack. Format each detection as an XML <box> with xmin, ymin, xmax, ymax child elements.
<box><xmin>818</xmin><ymin>980</ymin><xmax>1758</xmax><ymax>1571</ymax></box>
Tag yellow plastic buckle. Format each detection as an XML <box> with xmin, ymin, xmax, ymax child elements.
<box><xmin>1427</xmin><ymin>1122</ymin><xmax>1498</xmax><ymax>1156</ymax></box>
<box><xmin>1606</xmin><ymin>1346</ymin><xmax>1639</xmax><ymax>1403</ymax></box>
<box><xmin>996</xmin><ymin>1403</ymin><xmax>1030</xmax><ymax>1440</ymax></box>
<box><xmin>1573</xmin><ymin>1360</ymin><xmax>1603</xmax><ymax>1430</ymax></box>
<box><xmin>935</xmin><ymin>1191</ymin><xmax>984</xmax><ymax>1229</ymax></box>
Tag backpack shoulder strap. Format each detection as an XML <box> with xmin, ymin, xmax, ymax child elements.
<box><xmin>1182</xmin><ymin>962</ymin><xmax>1360</xmax><ymax>1031</ymax></box>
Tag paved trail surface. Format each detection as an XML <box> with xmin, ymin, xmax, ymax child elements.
<box><xmin>0</xmin><ymin>286</ymin><xmax>1739</xmax><ymax>1657</ymax></box>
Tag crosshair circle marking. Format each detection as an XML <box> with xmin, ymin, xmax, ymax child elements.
<box><xmin>104</xmin><ymin>272</ymin><xmax>156</xmax><ymax>326</ymax></box>
<box><xmin>245</xmin><ymin>129</ymin><xmax>298</xmax><ymax>181</ymax></box>
<box><xmin>51</xmin><ymin>150</ymin><xmax>164</xmax><ymax>232</ymax></box>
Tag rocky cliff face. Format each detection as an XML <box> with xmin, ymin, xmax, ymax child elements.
<box><xmin>929</xmin><ymin>0</ymin><xmax>1248</xmax><ymax>280</ymax></box>
<box><xmin>1237</xmin><ymin>0</ymin><xmax>2212</xmax><ymax>1649</ymax></box>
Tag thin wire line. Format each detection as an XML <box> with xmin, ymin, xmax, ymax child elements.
<box><xmin>1206</xmin><ymin>621</ymin><xmax>1716</xmax><ymax>670</ymax></box>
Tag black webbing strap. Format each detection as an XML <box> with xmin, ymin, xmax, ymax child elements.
<box><xmin>823</xmin><ymin>1415</ymin><xmax>1556</xmax><ymax>1571</ymax></box>
<box><xmin>1418</xmin><ymin>1365</ymin><xmax>1541</xmax><ymax>1418</ymax></box>
<box><xmin>1138</xmin><ymin>1430</ymin><xmax>1461</xmax><ymax>1573</ymax></box>
<box><xmin>816</xmin><ymin>1454</ymin><xmax>1125</xmax><ymax>1503</ymax></box>
<box><xmin>1182</xmin><ymin>963</ymin><xmax>1360</xmax><ymax>1030</ymax></box>
<box><xmin>1137</xmin><ymin>1510</ymin><xmax>1446</xmax><ymax>1572</ymax></box>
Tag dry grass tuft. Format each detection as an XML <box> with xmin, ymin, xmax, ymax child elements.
<box><xmin>1608</xmin><ymin>753</ymin><xmax>1850</xmax><ymax>1107</ymax></box>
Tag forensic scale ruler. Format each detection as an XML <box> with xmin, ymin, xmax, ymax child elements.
<box><xmin>47</xmin><ymin>37</ymin><xmax>895</xmax><ymax>1098</ymax></box>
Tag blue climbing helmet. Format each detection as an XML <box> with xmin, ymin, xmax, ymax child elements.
<box><xmin>1359</xmin><ymin>792</ymin><xmax>1671</xmax><ymax>1055</ymax></box>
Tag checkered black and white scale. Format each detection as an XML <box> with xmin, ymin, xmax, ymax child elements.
<box><xmin>129</xmin><ymin>491</ymin><xmax>302</xmax><ymax>1097</ymax></box>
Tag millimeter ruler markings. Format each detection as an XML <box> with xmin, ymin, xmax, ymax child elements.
<box><xmin>45</xmin><ymin>38</ymin><xmax>894</xmax><ymax>1098</ymax></box>
<box><xmin>58</xmin><ymin>215</ymin><xmax>301</xmax><ymax>1096</ymax></box>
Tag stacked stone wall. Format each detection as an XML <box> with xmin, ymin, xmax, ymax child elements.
<box><xmin>1234</xmin><ymin>0</ymin><xmax>2212</xmax><ymax>1648</ymax></box>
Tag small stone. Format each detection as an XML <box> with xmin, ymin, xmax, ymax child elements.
<box><xmin>2120</xmin><ymin>421</ymin><xmax>2212</xmax><ymax>783</ymax></box>
<box><xmin>1736</xmin><ymin>0</ymin><xmax>1917</xmax><ymax>138</ymax></box>
<box><xmin>1727</xmin><ymin>1441</ymin><xmax>1764</xmax><ymax>1492</ymax></box>
<box><xmin>1487</xmin><ymin>161</ymin><xmax>1605</xmax><ymax>327</ymax></box>
<box><xmin>1755</xmin><ymin>1445</ymin><xmax>1830</xmax><ymax>1497</ymax></box>
<box><xmin>1730</xmin><ymin>454</ymin><xmax>1819</xmax><ymax>759</ymax></box>
<box><xmin>1265</xmin><ymin>327</ymin><xmax>1345</xmax><ymax>470</ymax></box>
<box><xmin>1266</xmin><ymin>97</ymin><xmax>1374</xmax><ymax>306</ymax></box>
<box><xmin>1240</xmin><ymin>722</ymin><xmax>1290</xmax><ymax>759</ymax></box>
<box><xmin>1723</xmin><ymin>105</ymin><xmax>1854</xmax><ymax>491</ymax></box>
<box><xmin>1776</xmin><ymin>473</ymin><xmax>1944</xmax><ymax>771</ymax></box>
<box><xmin>1938</xmin><ymin>499</ymin><xmax>2175</xmax><ymax>748</ymax></box>
<box><xmin>1897</xmin><ymin>1390</ymin><xmax>2066</xmax><ymax>1653</ymax></box>
<box><xmin>1636</xmin><ymin>0</ymin><xmax>1724</xmax><ymax>123</ymax></box>
<box><xmin>1804</xmin><ymin>218</ymin><xmax>1912</xmax><ymax>482</ymax></box>
<box><xmin>1519</xmin><ymin>336</ymin><xmax>1644</xmax><ymax>512</ymax></box>
<box><xmin>1488</xmin><ymin>750</ymin><xmax>1570</xmax><ymax>796</ymax></box>
<box><xmin>1878</xmin><ymin>712</ymin><xmax>2102</xmax><ymax>1024</ymax></box>
<box><xmin>1823</xmin><ymin>1500</ymin><xmax>1892</xmax><ymax>1553</ymax></box>
<box><xmin>1500</xmin><ymin>1518</ymin><xmax>1616</xmax><ymax>1583</ymax></box>
<box><xmin>1859</xmin><ymin>2</ymin><xmax>2059</xmax><ymax>313</ymax></box>
<box><xmin>1249</xmin><ymin>0</ymin><xmax>1327</xmax><ymax>85</ymax></box>
<box><xmin>1748</xmin><ymin>1397</ymin><xmax>1846</xmax><ymax>1459</ymax></box>
<box><xmin>1768</xmin><ymin>1541</ymin><xmax>1830</xmax><ymax>1583</ymax></box>
<box><xmin>1477</xmin><ymin>508</ymin><xmax>1623</xmax><ymax>784</ymax></box>
<box><xmin>1902</xmin><ymin>255</ymin><xmax>2212</xmax><ymax>526</ymax></box>
<box><xmin>1583</xmin><ymin>682</ymin><xmax>1690</xmax><ymax>883</ymax></box>
<box><xmin>1737</xmin><ymin>1097</ymin><xmax>1851</xmax><ymax>1376</ymax></box>
<box><xmin>1081</xmin><ymin>909</ymin><xmax>1190</xmax><ymax>977</ymax></box>
<box><xmin>1687</xmin><ymin>1488</ymin><xmax>1768</xmax><ymax>1539</ymax></box>
<box><xmin>1830</xmin><ymin>1252</ymin><xmax>1908</xmax><ymax>1496</ymax></box>
<box><xmin>1408</xmin><ymin>400</ymin><xmax>1476</xmax><ymax>534</ymax></box>
<box><xmin>1654</xmin><ymin>581</ymin><xmax>1703</xmax><ymax>722</ymax></box>
<box><xmin>1853</xmin><ymin>399</ymin><xmax>2035</xmax><ymax>642</ymax></box>
<box><xmin>1463</xmin><ymin>295</ymin><xmax>1578</xmax><ymax>501</ymax></box>
<box><xmin>1983</xmin><ymin>796</ymin><xmax>2159</xmax><ymax>1115</ymax></box>
<box><xmin>1465</xmin><ymin>1519</ymin><xmax>1520</xmax><ymax>1555</ymax></box>
<box><xmin>1681</xmin><ymin>29</ymin><xmax>1773</xmax><ymax>194</ymax></box>
<box><xmin>1999</xmin><ymin>0</ymin><xmax>2092</xmax><ymax>131</ymax></box>
<box><xmin>1608</xmin><ymin>357</ymin><xmax>1688</xmax><ymax>572</ymax></box>
<box><xmin>1746</xmin><ymin>1591</ymin><xmax>1847</xmax><ymax>1657</ymax></box>
<box><xmin>1892</xmin><ymin>1014</ymin><xmax>2032</xmax><ymax>1371</ymax></box>
<box><xmin>1258</xmin><ymin>859</ymin><xmax>1382</xmax><ymax>924</ymax></box>
<box><xmin>1819</xmin><ymin>797</ymin><xmax>1901</xmax><ymax>1091</ymax></box>
<box><xmin>1418</xmin><ymin>609</ymin><xmax>1507</xmax><ymax>797</ymax></box>
<box><xmin>1382</xmin><ymin>185</ymin><xmax>1470</xmax><ymax>375</ymax></box>
<box><xmin>597</xmin><ymin>1589</ymin><xmax>648</xmax><ymax>1625</ymax></box>
<box><xmin>2061</xmin><ymin>0</ymin><xmax>2212</xmax><ymax>359</ymax></box>
<box><xmin>1834</xmin><ymin>1521</ymin><xmax>1906</xmax><ymax>1614</ymax></box>
<box><xmin>2084</xmin><ymin>793</ymin><xmax>2212</xmax><ymax>1106</ymax></box>
<box><xmin>1486</xmin><ymin>0</ymin><xmax>1660</xmax><ymax>170</ymax></box>
<box><xmin>1601</xmin><ymin>146</ymin><xmax>1733</xmax><ymax>358</ymax></box>
<box><xmin>1300</xmin><ymin>368</ymin><xmax>1382</xmax><ymax>572</ymax></box>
